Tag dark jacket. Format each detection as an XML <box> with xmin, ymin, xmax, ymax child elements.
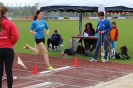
<box><xmin>83</xmin><ymin>23</ymin><xmax>95</xmax><ymax>45</ymax></box>
<box><xmin>83</xmin><ymin>23</ymin><xmax>95</xmax><ymax>36</ymax></box>
<box><xmin>83</xmin><ymin>28</ymin><xmax>95</xmax><ymax>36</ymax></box>
<box><xmin>79</xmin><ymin>23</ymin><xmax>95</xmax><ymax>43</ymax></box>
<box><xmin>50</xmin><ymin>34</ymin><xmax>63</xmax><ymax>44</ymax></box>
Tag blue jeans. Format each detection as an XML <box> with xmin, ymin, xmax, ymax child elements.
<box><xmin>93</xmin><ymin>34</ymin><xmax>109</xmax><ymax>60</ymax></box>
<box><xmin>110</xmin><ymin>41</ymin><xmax>116</xmax><ymax>50</ymax></box>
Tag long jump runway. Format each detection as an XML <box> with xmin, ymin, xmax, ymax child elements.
<box><xmin>2</xmin><ymin>54</ymin><xmax>133</xmax><ymax>88</ymax></box>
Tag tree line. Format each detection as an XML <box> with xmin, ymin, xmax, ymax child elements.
<box><xmin>0</xmin><ymin>2</ymin><xmax>37</xmax><ymax>18</ymax></box>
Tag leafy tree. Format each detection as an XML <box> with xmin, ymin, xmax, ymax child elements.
<box><xmin>30</xmin><ymin>6</ymin><xmax>36</xmax><ymax>15</ymax></box>
<box><xmin>0</xmin><ymin>2</ymin><xmax>4</xmax><ymax>6</ymax></box>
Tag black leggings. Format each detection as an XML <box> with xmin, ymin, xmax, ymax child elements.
<box><xmin>47</xmin><ymin>38</ymin><xmax>59</xmax><ymax>50</ymax></box>
<box><xmin>0</xmin><ymin>48</ymin><xmax>14</xmax><ymax>88</ymax></box>
<box><xmin>84</xmin><ymin>40</ymin><xmax>97</xmax><ymax>52</ymax></box>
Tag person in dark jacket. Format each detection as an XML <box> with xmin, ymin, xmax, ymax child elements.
<box><xmin>83</xmin><ymin>23</ymin><xmax>96</xmax><ymax>54</ymax></box>
<box><xmin>47</xmin><ymin>29</ymin><xmax>63</xmax><ymax>52</ymax></box>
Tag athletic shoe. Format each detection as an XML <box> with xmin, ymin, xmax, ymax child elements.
<box><xmin>55</xmin><ymin>46</ymin><xmax>57</xmax><ymax>50</ymax></box>
<box><xmin>47</xmin><ymin>66</ymin><xmax>54</xmax><ymax>70</ymax></box>
<box><xmin>13</xmin><ymin>76</ymin><xmax>18</xmax><ymax>80</ymax></box>
<box><xmin>86</xmin><ymin>52</ymin><xmax>91</xmax><ymax>56</ymax></box>
<box><xmin>23</xmin><ymin>44</ymin><xmax>29</xmax><ymax>49</ymax></box>
<box><xmin>60</xmin><ymin>53</ymin><xmax>64</xmax><ymax>57</ymax></box>
<box><xmin>63</xmin><ymin>54</ymin><xmax>68</xmax><ymax>56</ymax></box>
<box><xmin>2</xmin><ymin>76</ymin><xmax>17</xmax><ymax>81</ymax></box>
<box><xmin>51</xmin><ymin>50</ymin><xmax>55</xmax><ymax>52</ymax></box>
<box><xmin>89</xmin><ymin>58</ymin><xmax>97</xmax><ymax>62</ymax></box>
<box><xmin>102</xmin><ymin>59</ymin><xmax>107</xmax><ymax>63</ymax></box>
<box><xmin>47</xmin><ymin>48</ymin><xmax>49</xmax><ymax>50</ymax></box>
<box><xmin>2</xmin><ymin>76</ymin><xmax>6</xmax><ymax>81</ymax></box>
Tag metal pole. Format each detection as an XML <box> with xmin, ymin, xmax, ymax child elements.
<box><xmin>79</xmin><ymin>12</ymin><xmax>82</xmax><ymax>35</ymax></box>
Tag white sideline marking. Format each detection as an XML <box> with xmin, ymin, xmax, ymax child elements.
<box><xmin>40</xmin><ymin>66</ymin><xmax>73</xmax><ymax>74</ymax></box>
<box><xmin>12</xmin><ymin>81</ymin><xmax>37</xmax><ymax>87</ymax></box>
<box><xmin>84</xmin><ymin>73</ymin><xmax>133</xmax><ymax>88</ymax></box>
<box><xmin>24</xmin><ymin>82</ymin><xmax>52</xmax><ymax>88</ymax></box>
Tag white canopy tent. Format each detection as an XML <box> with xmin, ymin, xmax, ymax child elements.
<box><xmin>37</xmin><ymin>0</ymin><xmax>133</xmax><ymax>34</ymax></box>
<box><xmin>38</xmin><ymin>0</ymin><xmax>133</xmax><ymax>12</ymax></box>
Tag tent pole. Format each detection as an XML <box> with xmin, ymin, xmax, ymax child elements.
<box><xmin>79</xmin><ymin>12</ymin><xmax>83</xmax><ymax>35</ymax></box>
<box><xmin>98</xmin><ymin>4</ymin><xmax>105</xmax><ymax>18</ymax></box>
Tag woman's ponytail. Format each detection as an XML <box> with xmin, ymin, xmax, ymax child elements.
<box><xmin>33</xmin><ymin>15</ymin><xmax>37</xmax><ymax>21</ymax></box>
<box><xmin>33</xmin><ymin>10</ymin><xmax>42</xmax><ymax>21</ymax></box>
<box><xmin>0</xmin><ymin>6</ymin><xmax>8</xmax><ymax>32</ymax></box>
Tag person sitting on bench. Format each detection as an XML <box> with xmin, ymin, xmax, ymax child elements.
<box><xmin>47</xmin><ymin>29</ymin><xmax>63</xmax><ymax>52</ymax></box>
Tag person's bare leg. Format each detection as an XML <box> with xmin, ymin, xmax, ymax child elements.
<box><xmin>28</xmin><ymin>46</ymin><xmax>42</xmax><ymax>55</ymax></box>
<box><xmin>38</xmin><ymin>42</ymin><xmax>50</xmax><ymax>66</ymax></box>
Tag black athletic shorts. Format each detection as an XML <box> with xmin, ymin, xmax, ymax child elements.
<box><xmin>35</xmin><ymin>38</ymin><xmax>45</xmax><ymax>44</ymax></box>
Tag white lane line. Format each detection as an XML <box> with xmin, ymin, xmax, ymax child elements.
<box><xmin>14</xmin><ymin>60</ymin><xmax>129</xmax><ymax>74</ymax></box>
<box><xmin>13</xmin><ymin>68</ymin><xmax>32</xmax><ymax>72</ymax></box>
<box><xmin>14</xmin><ymin>59</ymin><xmax>69</xmax><ymax>67</ymax></box>
<box><xmin>24</xmin><ymin>82</ymin><xmax>52</xmax><ymax>88</ymax></box>
<box><xmin>54</xmin><ymin>82</ymin><xmax>82</xmax><ymax>88</ymax></box>
<box><xmin>85</xmin><ymin>73</ymin><xmax>133</xmax><ymax>88</ymax></box>
<box><xmin>53</xmin><ymin>84</ymin><xmax>66</xmax><ymax>88</ymax></box>
<box><xmin>41</xmin><ymin>83</ymin><xmax>65</xmax><ymax>88</ymax></box>
<box><xmin>40</xmin><ymin>66</ymin><xmax>73</xmax><ymax>74</ymax></box>
<box><xmin>51</xmin><ymin>73</ymin><xmax>98</xmax><ymax>82</ymax></box>
<box><xmin>12</xmin><ymin>80</ymin><xmax>37</xmax><ymax>87</ymax></box>
<box><xmin>19</xmin><ymin>74</ymin><xmax>88</xmax><ymax>88</ymax></box>
<box><xmin>76</xmin><ymin>67</ymin><xmax>128</xmax><ymax>74</ymax></box>
<box><xmin>52</xmin><ymin>82</ymin><xmax>81</xmax><ymax>88</ymax></box>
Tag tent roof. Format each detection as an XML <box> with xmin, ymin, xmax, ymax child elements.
<box><xmin>37</xmin><ymin>0</ymin><xmax>98</xmax><ymax>12</ymax></box>
<box><xmin>37</xmin><ymin>0</ymin><xmax>133</xmax><ymax>12</ymax></box>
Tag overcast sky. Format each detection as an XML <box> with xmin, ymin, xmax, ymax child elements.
<box><xmin>1</xmin><ymin>0</ymin><xmax>47</xmax><ymax>6</ymax></box>
<box><xmin>2</xmin><ymin>0</ymin><xmax>133</xmax><ymax>6</ymax></box>
<box><xmin>2</xmin><ymin>0</ymin><xmax>45</xmax><ymax>3</ymax></box>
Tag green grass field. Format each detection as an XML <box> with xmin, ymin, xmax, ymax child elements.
<box><xmin>13</xmin><ymin>20</ymin><xmax>133</xmax><ymax>64</ymax></box>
